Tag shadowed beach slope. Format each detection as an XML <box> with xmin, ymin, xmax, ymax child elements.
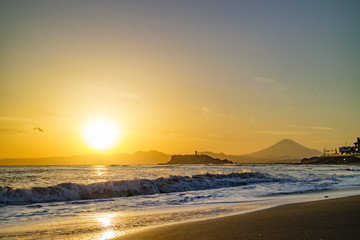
<box><xmin>118</xmin><ymin>196</ymin><xmax>360</xmax><ymax>240</ymax></box>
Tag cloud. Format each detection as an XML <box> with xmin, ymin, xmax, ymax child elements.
<box><xmin>0</xmin><ymin>128</ymin><xmax>27</xmax><ymax>134</ymax></box>
<box><xmin>192</xmin><ymin>106</ymin><xmax>211</xmax><ymax>114</ymax></box>
<box><xmin>311</xmin><ymin>140</ymin><xmax>329</xmax><ymax>143</ymax></box>
<box><xmin>207</xmin><ymin>132</ymin><xmax>220</xmax><ymax>138</ymax></box>
<box><xmin>290</xmin><ymin>125</ymin><xmax>333</xmax><ymax>131</ymax></box>
<box><xmin>253</xmin><ymin>76</ymin><xmax>286</xmax><ymax>91</ymax></box>
<box><xmin>119</xmin><ymin>92</ymin><xmax>143</xmax><ymax>100</ymax></box>
<box><xmin>79</xmin><ymin>84</ymin><xmax>143</xmax><ymax>101</ymax></box>
<box><xmin>261</xmin><ymin>102</ymin><xmax>269</xmax><ymax>107</ymax></box>
<box><xmin>0</xmin><ymin>116</ymin><xmax>30</xmax><ymax>122</ymax></box>
<box><xmin>260</xmin><ymin>125</ymin><xmax>333</xmax><ymax>137</ymax></box>
<box><xmin>254</xmin><ymin>76</ymin><xmax>275</xmax><ymax>83</ymax></box>
<box><xmin>201</xmin><ymin>107</ymin><xmax>210</xmax><ymax>114</ymax></box>
<box><xmin>261</xmin><ymin>130</ymin><xmax>307</xmax><ymax>135</ymax></box>
<box><xmin>0</xmin><ymin>116</ymin><xmax>32</xmax><ymax>134</ymax></box>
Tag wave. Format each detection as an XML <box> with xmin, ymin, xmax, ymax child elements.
<box><xmin>262</xmin><ymin>186</ymin><xmax>332</xmax><ymax>197</ymax></box>
<box><xmin>0</xmin><ymin>172</ymin><xmax>273</xmax><ymax>206</ymax></box>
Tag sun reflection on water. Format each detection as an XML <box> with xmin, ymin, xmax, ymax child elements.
<box><xmin>92</xmin><ymin>165</ymin><xmax>107</xmax><ymax>177</ymax></box>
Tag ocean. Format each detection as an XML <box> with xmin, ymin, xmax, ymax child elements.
<box><xmin>1</xmin><ymin>164</ymin><xmax>360</xmax><ymax>239</ymax></box>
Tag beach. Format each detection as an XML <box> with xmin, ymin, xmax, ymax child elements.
<box><xmin>118</xmin><ymin>195</ymin><xmax>360</xmax><ymax>240</ymax></box>
<box><xmin>1</xmin><ymin>165</ymin><xmax>360</xmax><ymax>239</ymax></box>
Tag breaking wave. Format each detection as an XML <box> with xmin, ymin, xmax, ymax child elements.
<box><xmin>0</xmin><ymin>172</ymin><xmax>273</xmax><ymax>206</ymax></box>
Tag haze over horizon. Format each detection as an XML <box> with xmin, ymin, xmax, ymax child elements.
<box><xmin>0</xmin><ymin>138</ymin><xmax>321</xmax><ymax>159</ymax></box>
<box><xmin>1</xmin><ymin>1</ymin><xmax>359</xmax><ymax>158</ymax></box>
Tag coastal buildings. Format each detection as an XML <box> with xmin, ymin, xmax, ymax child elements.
<box><xmin>339</xmin><ymin>137</ymin><xmax>360</xmax><ymax>155</ymax></box>
<box><xmin>302</xmin><ymin>137</ymin><xmax>360</xmax><ymax>164</ymax></box>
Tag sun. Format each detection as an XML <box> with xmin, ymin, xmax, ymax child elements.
<box><xmin>82</xmin><ymin>119</ymin><xmax>121</xmax><ymax>150</ymax></box>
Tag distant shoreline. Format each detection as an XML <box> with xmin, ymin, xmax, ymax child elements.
<box><xmin>301</xmin><ymin>155</ymin><xmax>360</xmax><ymax>165</ymax></box>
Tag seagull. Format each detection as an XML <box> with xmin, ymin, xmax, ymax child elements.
<box><xmin>33</xmin><ymin>127</ymin><xmax>44</xmax><ymax>132</ymax></box>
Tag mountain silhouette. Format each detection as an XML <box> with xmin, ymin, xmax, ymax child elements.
<box><xmin>243</xmin><ymin>139</ymin><xmax>321</xmax><ymax>160</ymax></box>
<box><xmin>113</xmin><ymin>150</ymin><xmax>170</xmax><ymax>164</ymax></box>
<box><xmin>202</xmin><ymin>139</ymin><xmax>322</xmax><ymax>163</ymax></box>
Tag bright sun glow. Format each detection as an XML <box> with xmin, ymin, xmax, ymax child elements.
<box><xmin>82</xmin><ymin>119</ymin><xmax>120</xmax><ymax>150</ymax></box>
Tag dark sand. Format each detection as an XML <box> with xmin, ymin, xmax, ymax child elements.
<box><xmin>117</xmin><ymin>196</ymin><xmax>360</xmax><ymax>240</ymax></box>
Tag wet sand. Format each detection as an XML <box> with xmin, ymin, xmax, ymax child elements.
<box><xmin>117</xmin><ymin>195</ymin><xmax>360</xmax><ymax>240</ymax></box>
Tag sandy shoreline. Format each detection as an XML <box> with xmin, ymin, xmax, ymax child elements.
<box><xmin>117</xmin><ymin>195</ymin><xmax>360</xmax><ymax>240</ymax></box>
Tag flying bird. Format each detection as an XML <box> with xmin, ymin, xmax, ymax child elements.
<box><xmin>33</xmin><ymin>127</ymin><xmax>44</xmax><ymax>132</ymax></box>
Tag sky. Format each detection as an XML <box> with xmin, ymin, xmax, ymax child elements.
<box><xmin>1</xmin><ymin>0</ymin><xmax>359</xmax><ymax>158</ymax></box>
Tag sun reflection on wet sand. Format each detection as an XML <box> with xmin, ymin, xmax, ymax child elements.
<box><xmin>97</xmin><ymin>216</ymin><xmax>112</xmax><ymax>228</ymax></box>
<box><xmin>99</xmin><ymin>230</ymin><xmax>117</xmax><ymax>240</ymax></box>
<box><xmin>95</xmin><ymin>213</ymin><xmax>121</xmax><ymax>240</ymax></box>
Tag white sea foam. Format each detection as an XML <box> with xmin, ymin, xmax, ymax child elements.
<box><xmin>0</xmin><ymin>172</ymin><xmax>273</xmax><ymax>205</ymax></box>
<box><xmin>1</xmin><ymin>164</ymin><xmax>360</xmax><ymax>207</ymax></box>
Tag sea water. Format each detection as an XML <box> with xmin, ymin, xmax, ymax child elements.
<box><xmin>1</xmin><ymin>164</ymin><xmax>360</xmax><ymax>239</ymax></box>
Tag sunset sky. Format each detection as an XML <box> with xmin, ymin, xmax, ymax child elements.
<box><xmin>1</xmin><ymin>1</ymin><xmax>359</xmax><ymax>158</ymax></box>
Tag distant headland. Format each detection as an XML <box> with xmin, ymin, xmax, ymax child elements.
<box><xmin>301</xmin><ymin>155</ymin><xmax>360</xmax><ymax>165</ymax></box>
<box><xmin>301</xmin><ymin>137</ymin><xmax>360</xmax><ymax>165</ymax></box>
<box><xmin>167</xmin><ymin>152</ymin><xmax>233</xmax><ymax>165</ymax></box>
